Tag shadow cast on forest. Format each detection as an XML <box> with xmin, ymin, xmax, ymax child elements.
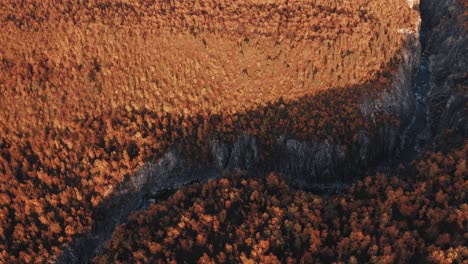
<box><xmin>55</xmin><ymin>46</ymin><xmax>417</xmax><ymax>263</ymax></box>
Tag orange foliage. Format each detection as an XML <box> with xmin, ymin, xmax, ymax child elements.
<box><xmin>94</xmin><ymin>143</ymin><xmax>468</xmax><ymax>263</ymax></box>
<box><xmin>0</xmin><ymin>0</ymin><xmax>421</xmax><ymax>262</ymax></box>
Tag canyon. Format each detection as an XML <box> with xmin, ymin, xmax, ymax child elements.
<box><xmin>56</xmin><ymin>0</ymin><xmax>467</xmax><ymax>263</ymax></box>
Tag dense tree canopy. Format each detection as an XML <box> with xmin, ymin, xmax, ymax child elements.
<box><xmin>95</xmin><ymin>143</ymin><xmax>467</xmax><ymax>263</ymax></box>
<box><xmin>0</xmin><ymin>0</ymin><xmax>444</xmax><ymax>263</ymax></box>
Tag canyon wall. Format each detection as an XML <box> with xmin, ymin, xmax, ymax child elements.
<box><xmin>59</xmin><ymin>0</ymin><xmax>468</xmax><ymax>261</ymax></box>
<box><xmin>420</xmin><ymin>0</ymin><xmax>467</xmax><ymax>138</ymax></box>
<box><xmin>58</xmin><ymin>0</ymin><xmax>466</xmax><ymax>261</ymax></box>
<box><xmin>57</xmin><ymin>3</ymin><xmax>425</xmax><ymax>263</ymax></box>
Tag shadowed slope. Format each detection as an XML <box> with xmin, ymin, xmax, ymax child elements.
<box><xmin>0</xmin><ymin>0</ymin><xmax>420</xmax><ymax>262</ymax></box>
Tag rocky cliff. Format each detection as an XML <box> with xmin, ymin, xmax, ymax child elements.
<box><xmin>57</xmin><ymin>5</ymin><xmax>423</xmax><ymax>264</ymax></box>
<box><xmin>420</xmin><ymin>0</ymin><xmax>467</xmax><ymax>137</ymax></box>
<box><xmin>57</xmin><ymin>0</ymin><xmax>468</xmax><ymax>262</ymax></box>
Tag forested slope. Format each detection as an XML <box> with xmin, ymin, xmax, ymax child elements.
<box><xmin>95</xmin><ymin>143</ymin><xmax>467</xmax><ymax>263</ymax></box>
<box><xmin>1</xmin><ymin>0</ymin><xmax>461</xmax><ymax>263</ymax></box>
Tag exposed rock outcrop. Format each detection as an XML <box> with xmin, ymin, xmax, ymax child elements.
<box><xmin>61</xmin><ymin>1</ymin><xmax>468</xmax><ymax>262</ymax></box>
<box><xmin>420</xmin><ymin>0</ymin><xmax>467</xmax><ymax>136</ymax></box>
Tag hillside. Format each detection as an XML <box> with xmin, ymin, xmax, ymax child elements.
<box><xmin>95</xmin><ymin>143</ymin><xmax>467</xmax><ymax>263</ymax></box>
<box><xmin>0</xmin><ymin>0</ymin><xmax>465</xmax><ymax>263</ymax></box>
<box><xmin>1</xmin><ymin>0</ymin><xmax>417</xmax><ymax>131</ymax></box>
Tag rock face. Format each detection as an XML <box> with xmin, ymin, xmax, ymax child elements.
<box><xmin>62</xmin><ymin>1</ymin><xmax>468</xmax><ymax>262</ymax></box>
<box><xmin>420</xmin><ymin>0</ymin><xmax>467</xmax><ymax>136</ymax></box>
<box><xmin>274</xmin><ymin>136</ymin><xmax>346</xmax><ymax>186</ymax></box>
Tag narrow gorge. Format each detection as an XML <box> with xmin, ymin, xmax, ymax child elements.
<box><xmin>56</xmin><ymin>0</ymin><xmax>466</xmax><ymax>262</ymax></box>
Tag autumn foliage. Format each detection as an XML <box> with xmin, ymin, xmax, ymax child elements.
<box><xmin>95</xmin><ymin>143</ymin><xmax>468</xmax><ymax>264</ymax></box>
<box><xmin>0</xmin><ymin>0</ymin><xmax>424</xmax><ymax>262</ymax></box>
<box><xmin>1</xmin><ymin>0</ymin><xmax>418</xmax><ymax>135</ymax></box>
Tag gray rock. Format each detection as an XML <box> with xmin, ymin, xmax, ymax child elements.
<box><xmin>57</xmin><ymin>1</ymin><xmax>468</xmax><ymax>262</ymax></box>
<box><xmin>209</xmin><ymin>139</ymin><xmax>230</xmax><ymax>171</ymax></box>
<box><xmin>421</xmin><ymin>0</ymin><xmax>467</xmax><ymax>135</ymax></box>
<box><xmin>226</xmin><ymin>133</ymin><xmax>259</xmax><ymax>171</ymax></box>
<box><xmin>357</xmin><ymin>130</ymin><xmax>370</xmax><ymax>166</ymax></box>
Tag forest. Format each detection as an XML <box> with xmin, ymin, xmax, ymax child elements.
<box><xmin>95</xmin><ymin>143</ymin><xmax>467</xmax><ymax>263</ymax></box>
<box><xmin>0</xmin><ymin>0</ymin><xmax>465</xmax><ymax>263</ymax></box>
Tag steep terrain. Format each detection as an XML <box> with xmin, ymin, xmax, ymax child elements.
<box><xmin>420</xmin><ymin>0</ymin><xmax>467</xmax><ymax>140</ymax></box>
<box><xmin>95</xmin><ymin>143</ymin><xmax>468</xmax><ymax>263</ymax></box>
<box><xmin>90</xmin><ymin>0</ymin><xmax>468</xmax><ymax>258</ymax></box>
<box><xmin>59</xmin><ymin>0</ymin><xmax>467</xmax><ymax>262</ymax></box>
<box><xmin>0</xmin><ymin>0</ymin><xmax>465</xmax><ymax>263</ymax></box>
<box><xmin>402</xmin><ymin>0</ymin><xmax>467</xmax><ymax>160</ymax></box>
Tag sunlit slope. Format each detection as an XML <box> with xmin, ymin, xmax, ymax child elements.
<box><xmin>0</xmin><ymin>0</ymin><xmax>418</xmax><ymax>132</ymax></box>
<box><xmin>0</xmin><ymin>0</ymin><xmax>419</xmax><ymax>262</ymax></box>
